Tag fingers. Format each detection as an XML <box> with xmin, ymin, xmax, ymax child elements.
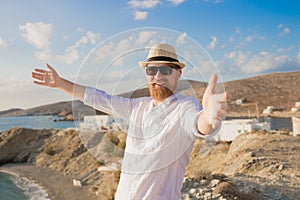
<box><xmin>32</xmin><ymin>65</ymin><xmax>51</xmax><ymax>85</ymax></box>
<box><xmin>33</xmin><ymin>80</ymin><xmax>47</xmax><ymax>86</ymax></box>
<box><xmin>202</xmin><ymin>74</ymin><xmax>228</xmax><ymax>130</ymax></box>
<box><xmin>33</xmin><ymin>68</ymin><xmax>48</xmax><ymax>73</ymax></box>
<box><xmin>32</xmin><ymin>71</ymin><xmax>44</xmax><ymax>81</ymax></box>
<box><xmin>207</xmin><ymin>74</ymin><xmax>218</xmax><ymax>94</ymax></box>
<box><xmin>211</xmin><ymin>91</ymin><xmax>228</xmax><ymax>129</ymax></box>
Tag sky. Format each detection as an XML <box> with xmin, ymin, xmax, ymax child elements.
<box><xmin>0</xmin><ymin>0</ymin><xmax>299</xmax><ymax>111</ymax></box>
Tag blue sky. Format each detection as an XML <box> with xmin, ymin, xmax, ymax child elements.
<box><xmin>0</xmin><ymin>0</ymin><xmax>299</xmax><ymax>111</ymax></box>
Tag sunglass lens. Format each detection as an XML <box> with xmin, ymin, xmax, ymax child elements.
<box><xmin>146</xmin><ymin>67</ymin><xmax>157</xmax><ymax>76</ymax></box>
<box><xmin>146</xmin><ymin>66</ymin><xmax>174</xmax><ymax>76</ymax></box>
<box><xmin>160</xmin><ymin>66</ymin><xmax>172</xmax><ymax>75</ymax></box>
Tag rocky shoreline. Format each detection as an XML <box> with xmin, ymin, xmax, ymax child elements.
<box><xmin>0</xmin><ymin>127</ymin><xmax>299</xmax><ymax>199</ymax></box>
<box><xmin>0</xmin><ymin>163</ymin><xmax>99</xmax><ymax>200</ymax></box>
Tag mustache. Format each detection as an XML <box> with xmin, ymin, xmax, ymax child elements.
<box><xmin>148</xmin><ymin>79</ymin><xmax>168</xmax><ymax>85</ymax></box>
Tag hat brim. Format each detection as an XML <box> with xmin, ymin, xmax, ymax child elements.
<box><xmin>139</xmin><ymin>61</ymin><xmax>185</xmax><ymax>69</ymax></box>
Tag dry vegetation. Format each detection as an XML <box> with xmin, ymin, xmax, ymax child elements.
<box><xmin>1</xmin><ymin>127</ymin><xmax>299</xmax><ymax>199</ymax></box>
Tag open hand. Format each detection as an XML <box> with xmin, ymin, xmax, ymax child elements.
<box><xmin>202</xmin><ymin>74</ymin><xmax>228</xmax><ymax>129</ymax></box>
<box><xmin>32</xmin><ymin>64</ymin><xmax>60</xmax><ymax>88</ymax></box>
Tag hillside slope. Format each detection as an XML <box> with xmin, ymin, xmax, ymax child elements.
<box><xmin>0</xmin><ymin>127</ymin><xmax>299</xmax><ymax>199</ymax></box>
<box><xmin>1</xmin><ymin>71</ymin><xmax>299</xmax><ymax>117</ymax></box>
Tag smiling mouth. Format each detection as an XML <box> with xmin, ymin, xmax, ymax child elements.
<box><xmin>152</xmin><ymin>82</ymin><xmax>165</xmax><ymax>87</ymax></box>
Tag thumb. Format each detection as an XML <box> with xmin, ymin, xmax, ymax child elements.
<box><xmin>207</xmin><ymin>74</ymin><xmax>218</xmax><ymax>94</ymax></box>
<box><xmin>46</xmin><ymin>63</ymin><xmax>55</xmax><ymax>72</ymax></box>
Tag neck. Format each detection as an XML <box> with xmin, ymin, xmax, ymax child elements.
<box><xmin>153</xmin><ymin>100</ymin><xmax>161</xmax><ymax>106</ymax></box>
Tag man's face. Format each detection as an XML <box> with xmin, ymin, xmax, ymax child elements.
<box><xmin>146</xmin><ymin>63</ymin><xmax>182</xmax><ymax>102</ymax></box>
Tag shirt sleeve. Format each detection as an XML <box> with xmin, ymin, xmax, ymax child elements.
<box><xmin>192</xmin><ymin>110</ymin><xmax>220</xmax><ymax>139</ymax></box>
<box><xmin>182</xmin><ymin>98</ymin><xmax>218</xmax><ymax>139</ymax></box>
<box><xmin>83</xmin><ymin>86</ymin><xmax>132</xmax><ymax>120</ymax></box>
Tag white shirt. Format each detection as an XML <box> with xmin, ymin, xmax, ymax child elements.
<box><xmin>84</xmin><ymin>87</ymin><xmax>212</xmax><ymax>200</ymax></box>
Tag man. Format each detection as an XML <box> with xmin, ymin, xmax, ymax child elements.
<box><xmin>32</xmin><ymin>43</ymin><xmax>227</xmax><ymax>199</ymax></box>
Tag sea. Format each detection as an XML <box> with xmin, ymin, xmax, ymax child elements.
<box><xmin>0</xmin><ymin>115</ymin><xmax>76</xmax><ymax>200</ymax></box>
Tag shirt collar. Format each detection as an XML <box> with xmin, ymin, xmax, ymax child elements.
<box><xmin>151</xmin><ymin>93</ymin><xmax>179</xmax><ymax>109</ymax></box>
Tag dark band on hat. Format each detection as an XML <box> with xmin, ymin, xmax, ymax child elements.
<box><xmin>147</xmin><ymin>56</ymin><xmax>179</xmax><ymax>62</ymax></box>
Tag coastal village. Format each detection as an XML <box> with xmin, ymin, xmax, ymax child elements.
<box><xmin>0</xmin><ymin>71</ymin><xmax>300</xmax><ymax>200</ymax></box>
<box><xmin>79</xmin><ymin>100</ymin><xmax>300</xmax><ymax>141</ymax></box>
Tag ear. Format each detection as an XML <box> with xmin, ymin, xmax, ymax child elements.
<box><xmin>177</xmin><ymin>69</ymin><xmax>182</xmax><ymax>79</ymax></box>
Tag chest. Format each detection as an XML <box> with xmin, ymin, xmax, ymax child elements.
<box><xmin>127</xmin><ymin>102</ymin><xmax>186</xmax><ymax>152</ymax></box>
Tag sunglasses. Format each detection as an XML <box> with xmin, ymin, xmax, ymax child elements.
<box><xmin>145</xmin><ymin>65</ymin><xmax>179</xmax><ymax>76</ymax></box>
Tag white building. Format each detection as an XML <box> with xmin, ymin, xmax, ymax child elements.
<box><xmin>291</xmin><ymin>102</ymin><xmax>300</xmax><ymax>113</ymax></box>
<box><xmin>215</xmin><ymin>119</ymin><xmax>271</xmax><ymax>141</ymax></box>
<box><xmin>81</xmin><ymin>116</ymin><xmax>274</xmax><ymax>142</ymax></box>
<box><xmin>292</xmin><ymin>117</ymin><xmax>300</xmax><ymax>136</ymax></box>
<box><xmin>80</xmin><ymin>115</ymin><xmax>128</xmax><ymax>131</ymax></box>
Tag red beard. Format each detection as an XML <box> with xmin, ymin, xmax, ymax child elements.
<box><xmin>148</xmin><ymin>83</ymin><xmax>174</xmax><ymax>102</ymax></box>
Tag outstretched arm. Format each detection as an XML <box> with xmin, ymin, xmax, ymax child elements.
<box><xmin>197</xmin><ymin>74</ymin><xmax>228</xmax><ymax>135</ymax></box>
<box><xmin>31</xmin><ymin>64</ymin><xmax>86</xmax><ymax>101</ymax></box>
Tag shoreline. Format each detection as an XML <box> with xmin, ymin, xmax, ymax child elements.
<box><xmin>0</xmin><ymin>163</ymin><xmax>99</xmax><ymax>200</ymax></box>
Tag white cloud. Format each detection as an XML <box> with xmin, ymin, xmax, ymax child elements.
<box><xmin>19</xmin><ymin>22</ymin><xmax>53</xmax><ymax>49</ymax></box>
<box><xmin>134</xmin><ymin>11</ymin><xmax>148</xmax><ymax>20</ymax></box>
<box><xmin>58</xmin><ymin>47</ymin><xmax>80</xmax><ymax>65</ymax></box>
<box><xmin>176</xmin><ymin>32</ymin><xmax>187</xmax><ymax>45</ymax></box>
<box><xmin>135</xmin><ymin>31</ymin><xmax>157</xmax><ymax>46</ymax></box>
<box><xmin>245</xmin><ymin>35</ymin><xmax>252</xmax><ymax>43</ymax></box>
<box><xmin>57</xmin><ymin>31</ymin><xmax>99</xmax><ymax>64</ymax></box>
<box><xmin>206</xmin><ymin>36</ymin><xmax>217</xmax><ymax>50</ymax></box>
<box><xmin>87</xmin><ymin>30</ymin><xmax>162</xmax><ymax>69</ymax></box>
<box><xmin>235</xmin><ymin>27</ymin><xmax>241</xmax><ymax>34</ymax></box>
<box><xmin>0</xmin><ymin>37</ymin><xmax>8</xmax><ymax>48</ymax></box>
<box><xmin>226</xmin><ymin>50</ymin><xmax>247</xmax><ymax>66</ymax></box>
<box><xmin>128</xmin><ymin>0</ymin><xmax>185</xmax><ymax>20</ymax></box>
<box><xmin>282</xmin><ymin>28</ymin><xmax>290</xmax><ymax>35</ymax></box>
<box><xmin>260</xmin><ymin>51</ymin><xmax>269</xmax><ymax>56</ymax></box>
<box><xmin>35</xmin><ymin>49</ymin><xmax>53</xmax><ymax>62</ymax></box>
<box><xmin>169</xmin><ymin>0</ymin><xmax>185</xmax><ymax>6</ymax></box>
<box><xmin>241</xmin><ymin>54</ymin><xmax>289</xmax><ymax>73</ymax></box>
<box><xmin>277</xmin><ymin>24</ymin><xmax>291</xmax><ymax>36</ymax></box>
<box><xmin>203</xmin><ymin>0</ymin><xmax>223</xmax><ymax>3</ymax></box>
<box><xmin>73</xmin><ymin>31</ymin><xmax>98</xmax><ymax>47</ymax></box>
<box><xmin>128</xmin><ymin>0</ymin><xmax>160</xmax><ymax>9</ymax></box>
<box><xmin>227</xmin><ymin>50</ymin><xmax>292</xmax><ymax>73</ymax></box>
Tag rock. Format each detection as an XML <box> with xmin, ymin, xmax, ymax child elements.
<box><xmin>189</xmin><ymin>188</ymin><xmax>196</xmax><ymax>194</ymax></box>
<box><xmin>193</xmin><ymin>181</ymin><xmax>199</xmax><ymax>187</ymax></box>
<box><xmin>278</xmin><ymin>164</ymin><xmax>284</xmax><ymax>171</ymax></box>
<box><xmin>200</xmin><ymin>179</ymin><xmax>208</xmax><ymax>186</ymax></box>
<box><xmin>213</xmin><ymin>181</ymin><xmax>239</xmax><ymax>197</ymax></box>
<box><xmin>204</xmin><ymin>192</ymin><xmax>212</xmax><ymax>199</ymax></box>
<box><xmin>210</xmin><ymin>179</ymin><xmax>220</xmax><ymax>187</ymax></box>
<box><xmin>73</xmin><ymin>179</ymin><xmax>83</xmax><ymax>187</ymax></box>
<box><xmin>0</xmin><ymin>127</ymin><xmax>52</xmax><ymax>164</ymax></box>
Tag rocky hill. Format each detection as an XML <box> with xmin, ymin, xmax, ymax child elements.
<box><xmin>1</xmin><ymin>71</ymin><xmax>299</xmax><ymax>118</ymax></box>
<box><xmin>0</xmin><ymin>127</ymin><xmax>299</xmax><ymax>199</ymax></box>
<box><xmin>223</xmin><ymin>71</ymin><xmax>300</xmax><ymax>117</ymax></box>
<box><xmin>0</xmin><ymin>100</ymin><xmax>106</xmax><ymax>118</ymax></box>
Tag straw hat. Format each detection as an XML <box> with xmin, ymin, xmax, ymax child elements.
<box><xmin>139</xmin><ymin>43</ymin><xmax>185</xmax><ymax>69</ymax></box>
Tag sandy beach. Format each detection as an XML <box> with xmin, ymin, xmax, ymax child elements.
<box><xmin>0</xmin><ymin>163</ymin><xmax>99</xmax><ymax>200</ymax></box>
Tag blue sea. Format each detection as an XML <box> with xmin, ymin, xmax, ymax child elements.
<box><xmin>0</xmin><ymin>115</ymin><xmax>76</xmax><ymax>200</ymax></box>
<box><xmin>0</xmin><ymin>172</ymin><xmax>50</xmax><ymax>200</ymax></box>
<box><xmin>0</xmin><ymin>115</ymin><xmax>76</xmax><ymax>132</ymax></box>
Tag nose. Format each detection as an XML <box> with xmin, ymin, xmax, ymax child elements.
<box><xmin>154</xmin><ymin>68</ymin><xmax>163</xmax><ymax>79</ymax></box>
